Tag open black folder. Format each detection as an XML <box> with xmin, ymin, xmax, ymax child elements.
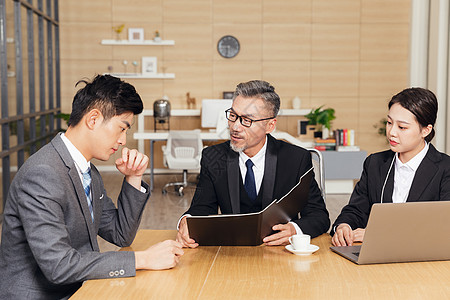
<box><xmin>186</xmin><ymin>167</ymin><xmax>313</xmax><ymax>246</ymax></box>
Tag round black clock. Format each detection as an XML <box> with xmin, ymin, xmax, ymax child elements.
<box><xmin>217</xmin><ymin>35</ymin><xmax>240</xmax><ymax>58</ymax></box>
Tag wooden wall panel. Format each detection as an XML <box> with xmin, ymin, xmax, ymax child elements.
<box><xmin>60</xmin><ymin>23</ymin><xmax>112</xmax><ymax>60</ymax></box>
<box><xmin>112</xmin><ymin>0</ymin><xmax>163</xmax><ymax>23</ymax></box>
<box><xmin>359</xmin><ymin>61</ymin><xmax>409</xmax><ymax>97</ymax></box>
<box><xmin>360</xmin><ymin>23</ymin><xmax>410</xmax><ymax>61</ymax></box>
<box><xmin>263</xmin><ymin>0</ymin><xmax>312</xmax><ymax>24</ymax></box>
<box><xmin>361</xmin><ymin>0</ymin><xmax>411</xmax><ymax>23</ymax></box>
<box><xmin>312</xmin><ymin>24</ymin><xmax>360</xmax><ymax>60</ymax></box>
<box><xmin>164</xmin><ymin>23</ymin><xmax>213</xmax><ymax>61</ymax></box>
<box><xmin>59</xmin><ymin>0</ymin><xmax>411</xmax><ymax>158</ymax></box>
<box><xmin>263</xmin><ymin>24</ymin><xmax>311</xmax><ymax>61</ymax></box>
<box><xmin>59</xmin><ymin>0</ymin><xmax>112</xmax><ymax>23</ymax></box>
<box><xmin>213</xmin><ymin>0</ymin><xmax>262</xmax><ymax>24</ymax></box>
<box><xmin>312</xmin><ymin>0</ymin><xmax>360</xmax><ymax>23</ymax></box>
<box><xmin>311</xmin><ymin>61</ymin><xmax>359</xmax><ymax>97</ymax></box>
<box><xmin>164</xmin><ymin>0</ymin><xmax>212</xmax><ymax>24</ymax></box>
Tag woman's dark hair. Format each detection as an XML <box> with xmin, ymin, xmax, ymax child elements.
<box><xmin>388</xmin><ymin>87</ymin><xmax>438</xmax><ymax>142</ymax></box>
<box><xmin>68</xmin><ymin>75</ymin><xmax>143</xmax><ymax>127</ymax></box>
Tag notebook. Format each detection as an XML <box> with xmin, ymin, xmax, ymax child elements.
<box><xmin>330</xmin><ymin>201</ymin><xmax>450</xmax><ymax>264</ymax></box>
<box><xmin>186</xmin><ymin>167</ymin><xmax>313</xmax><ymax>246</ymax></box>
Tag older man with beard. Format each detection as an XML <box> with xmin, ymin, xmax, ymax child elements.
<box><xmin>176</xmin><ymin>80</ymin><xmax>329</xmax><ymax>248</ymax></box>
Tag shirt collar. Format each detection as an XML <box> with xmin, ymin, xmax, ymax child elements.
<box><xmin>239</xmin><ymin>136</ymin><xmax>267</xmax><ymax>170</ymax></box>
<box><xmin>60</xmin><ymin>133</ymin><xmax>91</xmax><ymax>173</ymax></box>
<box><xmin>395</xmin><ymin>142</ymin><xmax>429</xmax><ymax>171</ymax></box>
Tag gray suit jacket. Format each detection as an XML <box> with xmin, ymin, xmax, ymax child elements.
<box><xmin>0</xmin><ymin>134</ymin><xmax>150</xmax><ymax>299</ymax></box>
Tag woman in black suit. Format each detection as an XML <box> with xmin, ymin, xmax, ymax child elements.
<box><xmin>331</xmin><ymin>87</ymin><xmax>450</xmax><ymax>246</ymax></box>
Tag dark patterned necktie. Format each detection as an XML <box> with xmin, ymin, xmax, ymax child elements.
<box><xmin>244</xmin><ymin>159</ymin><xmax>257</xmax><ymax>202</ymax></box>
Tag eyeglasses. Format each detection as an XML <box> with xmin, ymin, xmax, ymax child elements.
<box><xmin>225</xmin><ymin>108</ymin><xmax>275</xmax><ymax>128</ymax></box>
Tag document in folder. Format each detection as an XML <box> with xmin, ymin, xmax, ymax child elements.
<box><xmin>186</xmin><ymin>168</ymin><xmax>313</xmax><ymax>246</ymax></box>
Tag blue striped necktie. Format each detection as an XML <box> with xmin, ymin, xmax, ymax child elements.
<box><xmin>82</xmin><ymin>168</ymin><xmax>94</xmax><ymax>222</ymax></box>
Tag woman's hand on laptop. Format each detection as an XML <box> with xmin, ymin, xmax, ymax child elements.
<box><xmin>352</xmin><ymin>228</ymin><xmax>365</xmax><ymax>243</ymax></box>
<box><xmin>332</xmin><ymin>224</ymin><xmax>365</xmax><ymax>246</ymax></box>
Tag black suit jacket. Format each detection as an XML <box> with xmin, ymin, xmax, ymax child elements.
<box><xmin>184</xmin><ymin>134</ymin><xmax>330</xmax><ymax>238</ymax></box>
<box><xmin>331</xmin><ymin>144</ymin><xmax>450</xmax><ymax>235</ymax></box>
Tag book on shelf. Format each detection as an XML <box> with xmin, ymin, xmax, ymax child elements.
<box><xmin>315</xmin><ymin>145</ymin><xmax>336</xmax><ymax>151</ymax></box>
<box><xmin>334</xmin><ymin>129</ymin><xmax>355</xmax><ymax>146</ymax></box>
<box><xmin>336</xmin><ymin>145</ymin><xmax>361</xmax><ymax>152</ymax></box>
<box><xmin>314</xmin><ymin>138</ymin><xmax>336</xmax><ymax>151</ymax></box>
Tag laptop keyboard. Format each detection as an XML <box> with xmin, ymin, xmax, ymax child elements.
<box><xmin>352</xmin><ymin>252</ymin><xmax>360</xmax><ymax>257</ymax></box>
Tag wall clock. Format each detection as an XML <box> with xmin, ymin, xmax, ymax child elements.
<box><xmin>217</xmin><ymin>35</ymin><xmax>240</xmax><ymax>58</ymax></box>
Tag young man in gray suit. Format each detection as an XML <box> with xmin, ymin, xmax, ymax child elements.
<box><xmin>0</xmin><ymin>75</ymin><xmax>183</xmax><ymax>299</ymax></box>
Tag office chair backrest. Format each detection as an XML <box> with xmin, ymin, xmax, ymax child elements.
<box><xmin>167</xmin><ymin>130</ymin><xmax>202</xmax><ymax>159</ymax></box>
<box><xmin>308</xmin><ymin>148</ymin><xmax>326</xmax><ymax>202</ymax></box>
<box><xmin>174</xmin><ymin>147</ymin><xmax>195</xmax><ymax>158</ymax></box>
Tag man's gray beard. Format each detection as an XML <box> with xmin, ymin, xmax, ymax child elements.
<box><xmin>230</xmin><ymin>141</ymin><xmax>246</xmax><ymax>153</ymax></box>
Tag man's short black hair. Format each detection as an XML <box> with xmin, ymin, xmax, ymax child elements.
<box><xmin>68</xmin><ymin>75</ymin><xmax>143</xmax><ymax>127</ymax></box>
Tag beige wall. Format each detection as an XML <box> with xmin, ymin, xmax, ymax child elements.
<box><xmin>59</xmin><ymin>0</ymin><xmax>411</xmax><ymax>159</ymax></box>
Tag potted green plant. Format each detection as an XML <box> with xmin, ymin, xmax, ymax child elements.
<box><xmin>305</xmin><ymin>106</ymin><xmax>336</xmax><ymax>138</ymax></box>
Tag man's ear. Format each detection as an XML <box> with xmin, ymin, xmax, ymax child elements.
<box><xmin>85</xmin><ymin>109</ymin><xmax>102</xmax><ymax>130</ymax></box>
<box><xmin>265</xmin><ymin>118</ymin><xmax>277</xmax><ymax>134</ymax></box>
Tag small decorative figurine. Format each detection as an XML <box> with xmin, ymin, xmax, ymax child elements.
<box><xmin>154</xmin><ymin>30</ymin><xmax>161</xmax><ymax>42</ymax></box>
<box><xmin>186</xmin><ymin>92</ymin><xmax>196</xmax><ymax>109</ymax></box>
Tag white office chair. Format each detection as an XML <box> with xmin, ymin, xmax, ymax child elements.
<box><xmin>308</xmin><ymin>148</ymin><xmax>326</xmax><ymax>202</ymax></box>
<box><xmin>162</xmin><ymin>130</ymin><xmax>203</xmax><ymax>196</ymax></box>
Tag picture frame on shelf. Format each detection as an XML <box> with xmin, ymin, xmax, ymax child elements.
<box><xmin>128</xmin><ymin>28</ymin><xmax>144</xmax><ymax>42</ymax></box>
<box><xmin>142</xmin><ymin>56</ymin><xmax>157</xmax><ymax>75</ymax></box>
<box><xmin>222</xmin><ymin>91</ymin><xmax>234</xmax><ymax>99</ymax></box>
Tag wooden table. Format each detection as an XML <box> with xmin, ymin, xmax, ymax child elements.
<box><xmin>71</xmin><ymin>230</ymin><xmax>450</xmax><ymax>300</ymax></box>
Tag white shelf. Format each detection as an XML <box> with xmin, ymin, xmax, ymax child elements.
<box><xmin>107</xmin><ymin>73</ymin><xmax>175</xmax><ymax>79</ymax></box>
<box><xmin>278</xmin><ymin>109</ymin><xmax>310</xmax><ymax>116</ymax></box>
<box><xmin>101</xmin><ymin>39</ymin><xmax>175</xmax><ymax>46</ymax></box>
<box><xmin>139</xmin><ymin>108</ymin><xmax>310</xmax><ymax>117</ymax></box>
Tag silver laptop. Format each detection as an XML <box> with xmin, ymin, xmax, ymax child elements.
<box><xmin>330</xmin><ymin>201</ymin><xmax>450</xmax><ymax>265</ymax></box>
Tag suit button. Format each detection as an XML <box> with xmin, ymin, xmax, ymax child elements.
<box><xmin>119</xmin><ymin>269</ymin><xmax>125</xmax><ymax>276</ymax></box>
<box><xmin>114</xmin><ymin>271</ymin><xmax>119</xmax><ymax>276</ymax></box>
<box><xmin>109</xmin><ymin>271</ymin><xmax>114</xmax><ymax>277</ymax></box>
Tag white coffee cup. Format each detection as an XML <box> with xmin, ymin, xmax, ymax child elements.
<box><xmin>289</xmin><ymin>234</ymin><xmax>311</xmax><ymax>251</ymax></box>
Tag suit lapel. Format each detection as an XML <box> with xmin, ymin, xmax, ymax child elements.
<box><xmin>91</xmin><ymin>168</ymin><xmax>103</xmax><ymax>235</ymax></box>
<box><xmin>227</xmin><ymin>148</ymin><xmax>240</xmax><ymax>213</ymax></box>
<box><xmin>380</xmin><ymin>153</ymin><xmax>395</xmax><ymax>203</ymax></box>
<box><xmin>52</xmin><ymin>133</ymin><xmax>99</xmax><ymax>251</ymax></box>
<box><xmin>262</xmin><ymin>135</ymin><xmax>277</xmax><ymax>208</ymax></box>
<box><xmin>407</xmin><ymin>146</ymin><xmax>440</xmax><ymax>202</ymax></box>
<box><xmin>68</xmin><ymin>166</ymin><xmax>100</xmax><ymax>251</ymax></box>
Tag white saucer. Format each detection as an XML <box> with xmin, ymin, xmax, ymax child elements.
<box><xmin>285</xmin><ymin>244</ymin><xmax>319</xmax><ymax>256</ymax></box>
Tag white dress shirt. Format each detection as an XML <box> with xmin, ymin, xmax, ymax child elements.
<box><xmin>60</xmin><ymin>133</ymin><xmax>91</xmax><ymax>184</ymax></box>
<box><xmin>239</xmin><ymin>137</ymin><xmax>267</xmax><ymax>195</ymax></box>
<box><xmin>392</xmin><ymin>142</ymin><xmax>429</xmax><ymax>203</ymax></box>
